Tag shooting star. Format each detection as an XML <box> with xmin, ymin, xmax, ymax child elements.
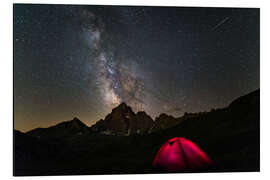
<box><xmin>211</xmin><ymin>17</ymin><xmax>230</xmax><ymax>31</ymax></box>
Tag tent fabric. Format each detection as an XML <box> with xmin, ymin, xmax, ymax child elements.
<box><xmin>153</xmin><ymin>137</ymin><xmax>212</xmax><ymax>172</ymax></box>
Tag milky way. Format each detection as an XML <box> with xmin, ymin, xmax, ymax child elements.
<box><xmin>78</xmin><ymin>9</ymin><xmax>146</xmax><ymax>111</ymax></box>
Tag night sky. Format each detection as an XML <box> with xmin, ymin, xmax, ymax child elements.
<box><xmin>14</xmin><ymin>4</ymin><xmax>259</xmax><ymax>132</ymax></box>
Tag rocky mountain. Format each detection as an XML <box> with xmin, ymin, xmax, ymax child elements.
<box><xmin>151</xmin><ymin>113</ymin><xmax>179</xmax><ymax>132</ymax></box>
<box><xmin>25</xmin><ymin>103</ymin><xmax>182</xmax><ymax>138</ymax></box>
<box><xmin>26</xmin><ymin>117</ymin><xmax>89</xmax><ymax>139</ymax></box>
<box><xmin>23</xmin><ymin>90</ymin><xmax>260</xmax><ymax>138</ymax></box>
<box><xmin>91</xmin><ymin>102</ymin><xmax>184</xmax><ymax>135</ymax></box>
<box><xmin>91</xmin><ymin>103</ymin><xmax>154</xmax><ymax>135</ymax></box>
<box><xmin>129</xmin><ymin>111</ymin><xmax>154</xmax><ymax>134</ymax></box>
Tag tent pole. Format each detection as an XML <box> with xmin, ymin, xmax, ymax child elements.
<box><xmin>178</xmin><ymin>138</ymin><xmax>189</xmax><ymax>169</ymax></box>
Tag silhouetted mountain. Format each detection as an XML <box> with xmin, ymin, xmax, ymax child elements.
<box><xmin>129</xmin><ymin>111</ymin><xmax>154</xmax><ymax>134</ymax></box>
<box><xmin>91</xmin><ymin>103</ymin><xmax>135</xmax><ymax>135</ymax></box>
<box><xmin>26</xmin><ymin>117</ymin><xmax>90</xmax><ymax>139</ymax></box>
<box><xmin>151</xmin><ymin>113</ymin><xmax>180</xmax><ymax>132</ymax></box>
<box><xmin>91</xmin><ymin>103</ymin><xmax>154</xmax><ymax>135</ymax></box>
<box><xmin>14</xmin><ymin>89</ymin><xmax>260</xmax><ymax>176</ymax></box>
<box><xmin>226</xmin><ymin>89</ymin><xmax>260</xmax><ymax>132</ymax></box>
<box><xmin>91</xmin><ymin>103</ymin><xmax>186</xmax><ymax>135</ymax></box>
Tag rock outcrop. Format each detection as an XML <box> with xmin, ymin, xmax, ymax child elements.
<box><xmin>91</xmin><ymin>103</ymin><xmax>154</xmax><ymax>135</ymax></box>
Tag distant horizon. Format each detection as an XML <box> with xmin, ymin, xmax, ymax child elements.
<box><xmin>15</xmin><ymin>88</ymin><xmax>259</xmax><ymax>133</ymax></box>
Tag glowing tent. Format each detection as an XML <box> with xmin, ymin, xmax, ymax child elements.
<box><xmin>152</xmin><ymin>137</ymin><xmax>212</xmax><ymax>172</ymax></box>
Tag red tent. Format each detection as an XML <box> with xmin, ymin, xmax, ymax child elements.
<box><xmin>153</xmin><ymin>137</ymin><xmax>212</xmax><ymax>172</ymax></box>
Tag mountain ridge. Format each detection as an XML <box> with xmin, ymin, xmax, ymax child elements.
<box><xmin>19</xmin><ymin>89</ymin><xmax>259</xmax><ymax>138</ymax></box>
<box><xmin>26</xmin><ymin>117</ymin><xmax>90</xmax><ymax>139</ymax></box>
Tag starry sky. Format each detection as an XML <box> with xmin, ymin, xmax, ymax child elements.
<box><xmin>14</xmin><ymin>4</ymin><xmax>259</xmax><ymax>132</ymax></box>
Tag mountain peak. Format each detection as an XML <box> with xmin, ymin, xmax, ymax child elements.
<box><xmin>91</xmin><ymin>104</ymin><xmax>154</xmax><ymax>135</ymax></box>
<box><xmin>70</xmin><ymin>117</ymin><xmax>84</xmax><ymax>125</ymax></box>
<box><xmin>137</xmin><ymin>111</ymin><xmax>148</xmax><ymax>116</ymax></box>
<box><xmin>62</xmin><ymin>117</ymin><xmax>88</xmax><ymax>129</ymax></box>
<box><xmin>119</xmin><ymin>102</ymin><xmax>128</xmax><ymax>107</ymax></box>
<box><xmin>109</xmin><ymin>102</ymin><xmax>134</xmax><ymax>118</ymax></box>
<box><xmin>112</xmin><ymin>102</ymin><xmax>131</xmax><ymax>111</ymax></box>
<box><xmin>151</xmin><ymin>113</ymin><xmax>179</xmax><ymax>132</ymax></box>
<box><xmin>72</xmin><ymin>117</ymin><xmax>80</xmax><ymax>121</ymax></box>
<box><xmin>26</xmin><ymin>117</ymin><xmax>89</xmax><ymax>139</ymax></box>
